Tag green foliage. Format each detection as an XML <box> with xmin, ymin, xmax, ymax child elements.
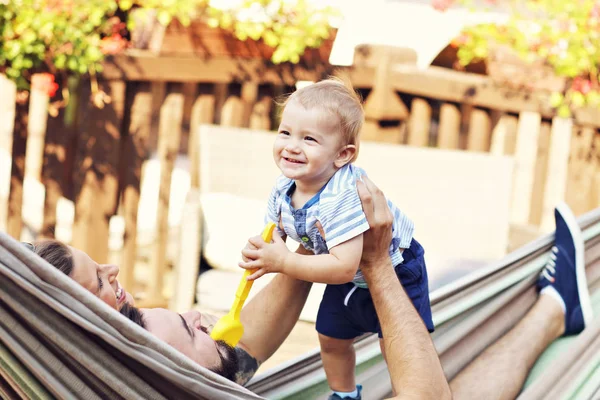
<box><xmin>0</xmin><ymin>0</ymin><xmax>337</xmax><ymax>93</ymax></box>
<box><xmin>437</xmin><ymin>0</ymin><xmax>600</xmax><ymax>116</ymax></box>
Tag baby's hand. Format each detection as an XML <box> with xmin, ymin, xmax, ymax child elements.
<box><xmin>241</xmin><ymin>240</ymin><xmax>258</xmax><ymax>263</ymax></box>
<box><xmin>239</xmin><ymin>233</ymin><xmax>289</xmax><ymax>280</ymax></box>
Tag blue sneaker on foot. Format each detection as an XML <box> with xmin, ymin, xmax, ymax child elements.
<box><xmin>328</xmin><ymin>385</ymin><xmax>362</xmax><ymax>400</ymax></box>
<box><xmin>537</xmin><ymin>203</ymin><xmax>593</xmax><ymax>335</ymax></box>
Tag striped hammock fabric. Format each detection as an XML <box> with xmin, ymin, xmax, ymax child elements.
<box><xmin>1</xmin><ymin>207</ymin><xmax>599</xmax><ymax>399</ymax></box>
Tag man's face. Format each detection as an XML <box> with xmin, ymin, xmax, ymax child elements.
<box><xmin>141</xmin><ymin>308</ymin><xmax>238</xmax><ymax>379</ymax></box>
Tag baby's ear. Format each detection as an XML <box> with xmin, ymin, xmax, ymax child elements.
<box><xmin>334</xmin><ymin>145</ymin><xmax>356</xmax><ymax>168</ymax></box>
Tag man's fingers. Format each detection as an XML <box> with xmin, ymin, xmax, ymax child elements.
<box><xmin>357</xmin><ymin>179</ymin><xmax>374</xmax><ymax>222</ymax></box>
<box><xmin>360</xmin><ymin>175</ymin><xmax>392</xmax><ymax>224</ymax></box>
<box><xmin>247</xmin><ymin>269</ymin><xmax>266</xmax><ymax>281</ymax></box>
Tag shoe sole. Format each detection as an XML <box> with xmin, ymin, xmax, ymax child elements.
<box><xmin>555</xmin><ymin>202</ymin><xmax>594</xmax><ymax>327</ymax></box>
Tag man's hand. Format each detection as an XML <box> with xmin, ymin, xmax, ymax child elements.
<box><xmin>239</xmin><ymin>233</ymin><xmax>290</xmax><ymax>280</ymax></box>
<box><xmin>357</xmin><ymin>175</ymin><xmax>394</xmax><ymax>269</ymax></box>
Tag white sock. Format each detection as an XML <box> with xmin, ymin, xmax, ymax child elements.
<box><xmin>541</xmin><ymin>286</ymin><xmax>567</xmax><ymax>314</ymax></box>
<box><xmin>333</xmin><ymin>388</ymin><xmax>358</xmax><ymax>398</ymax></box>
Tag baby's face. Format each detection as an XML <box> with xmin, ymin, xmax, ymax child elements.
<box><xmin>274</xmin><ymin>100</ymin><xmax>345</xmax><ymax>188</ymax></box>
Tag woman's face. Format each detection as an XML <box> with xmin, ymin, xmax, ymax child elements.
<box><xmin>68</xmin><ymin>246</ymin><xmax>133</xmax><ymax>310</ymax></box>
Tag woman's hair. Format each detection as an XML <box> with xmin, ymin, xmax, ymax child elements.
<box><xmin>32</xmin><ymin>240</ymin><xmax>74</xmax><ymax>276</ymax></box>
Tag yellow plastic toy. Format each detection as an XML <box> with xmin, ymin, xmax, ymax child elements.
<box><xmin>210</xmin><ymin>222</ymin><xmax>276</xmax><ymax>347</ymax></box>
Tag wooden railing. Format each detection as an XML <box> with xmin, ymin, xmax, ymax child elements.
<box><xmin>1</xmin><ymin>46</ymin><xmax>599</xmax><ymax>306</ymax></box>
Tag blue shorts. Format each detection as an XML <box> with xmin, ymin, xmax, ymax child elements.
<box><xmin>316</xmin><ymin>239</ymin><xmax>434</xmax><ymax>339</ymax></box>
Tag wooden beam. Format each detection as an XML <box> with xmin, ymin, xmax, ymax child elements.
<box><xmin>362</xmin><ymin>46</ymin><xmax>409</xmax><ymax>121</ymax></box>
<box><xmin>510</xmin><ymin>111</ymin><xmax>541</xmax><ymax>226</ymax></box>
<box><xmin>437</xmin><ymin>103</ymin><xmax>461</xmax><ymax>149</ymax></box>
<box><xmin>565</xmin><ymin>127</ymin><xmax>596</xmax><ymax>215</ymax></box>
<box><xmin>72</xmin><ymin>80</ymin><xmax>125</xmax><ymax>263</ymax></box>
<box><xmin>7</xmin><ymin>101</ymin><xmax>28</xmax><ymax>240</ymax></box>
<box><xmin>24</xmin><ymin>75</ymin><xmax>50</xmax><ymax>182</ymax></box>
<box><xmin>490</xmin><ymin>114</ymin><xmax>518</xmax><ymax>156</ymax></box>
<box><xmin>149</xmin><ymin>83</ymin><xmax>184</xmax><ymax>302</ymax></box>
<box><xmin>189</xmin><ymin>93</ymin><xmax>215</xmax><ymax>189</ymax></box>
<box><xmin>0</xmin><ymin>76</ymin><xmax>16</xmax><ymax>232</ymax></box>
<box><xmin>119</xmin><ymin>81</ymin><xmax>152</xmax><ymax>291</ymax></box>
<box><xmin>541</xmin><ymin>118</ymin><xmax>573</xmax><ymax>232</ymax></box>
<box><xmin>407</xmin><ymin>98</ymin><xmax>431</xmax><ymax>147</ymax></box>
<box><xmin>220</xmin><ymin>95</ymin><xmax>245</xmax><ymax>127</ymax></box>
<box><xmin>467</xmin><ymin>108</ymin><xmax>491</xmax><ymax>152</ymax></box>
<box><xmin>529</xmin><ymin>121</ymin><xmax>551</xmax><ymax>226</ymax></box>
<box><xmin>102</xmin><ymin>53</ymin><xmax>600</xmax><ymax>128</ymax></box>
<box><xmin>102</xmin><ymin>52</ymin><xmax>324</xmax><ymax>85</ymax></box>
<box><xmin>169</xmin><ymin>189</ymin><xmax>201</xmax><ymax>312</ymax></box>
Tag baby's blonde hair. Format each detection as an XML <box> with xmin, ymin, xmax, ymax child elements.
<box><xmin>283</xmin><ymin>77</ymin><xmax>364</xmax><ymax>162</ymax></box>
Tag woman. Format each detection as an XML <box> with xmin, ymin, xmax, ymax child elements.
<box><xmin>28</xmin><ymin>240</ymin><xmax>134</xmax><ymax>310</ymax></box>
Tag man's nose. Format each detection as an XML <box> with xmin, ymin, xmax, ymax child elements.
<box><xmin>100</xmin><ymin>264</ymin><xmax>120</xmax><ymax>284</ymax></box>
<box><xmin>182</xmin><ymin>310</ymin><xmax>202</xmax><ymax>330</ymax></box>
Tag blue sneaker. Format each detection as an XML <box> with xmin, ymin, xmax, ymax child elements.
<box><xmin>328</xmin><ymin>385</ymin><xmax>362</xmax><ymax>400</ymax></box>
<box><xmin>537</xmin><ymin>203</ymin><xmax>593</xmax><ymax>335</ymax></box>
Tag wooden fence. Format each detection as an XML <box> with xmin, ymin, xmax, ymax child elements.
<box><xmin>1</xmin><ymin>45</ymin><xmax>599</xmax><ymax>306</ymax></box>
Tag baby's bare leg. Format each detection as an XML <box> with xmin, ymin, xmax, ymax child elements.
<box><xmin>319</xmin><ymin>334</ymin><xmax>356</xmax><ymax>392</ymax></box>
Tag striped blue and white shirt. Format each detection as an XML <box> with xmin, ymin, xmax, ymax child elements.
<box><xmin>265</xmin><ymin>164</ymin><xmax>414</xmax><ymax>287</ymax></box>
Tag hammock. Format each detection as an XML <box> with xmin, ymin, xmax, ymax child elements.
<box><xmin>247</xmin><ymin>207</ymin><xmax>600</xmax><ymax>400</ymax></box>
<box><xmin>1</xmin><ymin>207</ymin><xmax>599</xmax><ymax>399</ymax></box>
<box><xmin>0</xmin><ymin>232</ymin><xmax>262</xmax><ymax>400</ymax></box>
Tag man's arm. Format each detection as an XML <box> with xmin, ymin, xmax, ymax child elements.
<box><xmin>235</xmin><ymin>245</ymin><xmax>313</xmax><ymax>385</ymax></box>
<box><xmin>357</xmin><ymin>176</ymin><xmax>451</xmax><ymax>400</ymax></box>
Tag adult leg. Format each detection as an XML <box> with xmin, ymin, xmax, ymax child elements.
<box><xmin>450</xmin><ymin>293</ymin><xmax>564</xmax><ymax>400</ymax></box>
<box><xmin>451</xmin><ymin>203</ymin><xmax>592</xmax><ymax>400</ymax></box>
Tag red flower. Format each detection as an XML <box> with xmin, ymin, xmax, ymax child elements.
<box><xmin>31</xmin><ymin>73</ymin><xmax>59</xmax><ymax>97</ymax></box>
<box><xmin>432</xmin><ymin>0</ymin><xmax>455</xmax><ymax>12</ymax></box>
<box><xmin>100</xmin><ymin>34</ymin><xmax>128</xmax><ymax>55</ymax></box>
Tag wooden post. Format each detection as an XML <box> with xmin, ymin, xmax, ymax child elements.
<box><xmin>241</xmin><ymin>82</ymin><xmax>259</xmax><ymax>127</ymax></box>
<box><xmin>529</xmin><ymin>121</ymin><xmax>551</xmax><ymax>226</ymax></box>
<box><xmin>540</xmin><ymin>117</ymin><xmax>573</xmax><ymax>231</ymax></box>
<box><xmin>71</xmin><ymin>80</ymin><xmax>125</xmax><ymax>263</ymax></box>
<box><xmin>24</xmin><ymin>75</ymin><xmax>50</xmax><ymax>181</ymax></box>
<box><xmin>360</xmin><ymin>46</ymin><xmax>409</xmax><ymax>143</ymax></box>
<box><xmin>437</xmin><ymin>103</ymin><xmax>461</xmax><ymax>149</ymax></box>
<box><xmin>213</xmin><ymin>83</ymin><xmax>228</xmax><ymax>124</ymax></box>
<box><xmin>189</xmin><ymin>90</ymin><xmax>215</xmax><ymax>189</ymax></box>
<box><xmin>41</xmin><ymin>75</ymin><xmax>79</xmax><ymax>239</ymax></box>
<box><xmin>7</xmin><ymin>99</ymin><xmax>28</xmax><ymax>240</ymax></box>
<box><xmin>467</xmin><ymin>108</ymin><xmax>492</xmax><ymax>152</ymax></box>
<box><xmin>118</xmin><ymin>81</ymin><xmax>152</xmax><ymax>291</ymax></box>
<box><xmin>220</xmin><ymin>95</ymin><xmax>245</xmax><ymax>127</ymax></box>
<box><xmin>249</xmin><ymin>96</ymin><xmax>273</xmax><ymax>130</ymax></box>
<box><xmin>510</xmin><ymin>111</ymin><xmax>542</xmax><ymax>226</ymax></box>
<box><xmin>565</xmin><ymin>127</ymin><xmax>595</xmax><ymax>215</ymax></box>
<box><xmin>592</xmin><ymin>133</ymin><xmax>600</xmax><ymax>210</ymax></box>
<box><xmin>0</xmin><ymin>75</ymin><xmax>17</xmax><ymax>232</ymax></box>
<box><xmin>490</xmin><ymin>113</ymin><xmax>518</xmax><ymax>156</ymax></box>
<box><xmin>407</xmin><ymin>97</ymin><xmax>431</xmax><ymax>147</ymax></box>
<box><xmin>148</xmin><ymin>83</ymin><xmax>184</xmax><ymax>304</ymax></box>
<box><xmin>169</xmin><ymin>189</ymin><xmax>201</xmax><ymax>312</ymax></box>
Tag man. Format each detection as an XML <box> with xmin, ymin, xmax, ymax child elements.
<box><xmin>356</xmin><ymin>176</ymin><xmax>592</xmax><ymax>400</ymax></box>
<box><xmin>126</xmin><ymin>176</ymin><xmax>591</xmax><ymax>400</ymax></box>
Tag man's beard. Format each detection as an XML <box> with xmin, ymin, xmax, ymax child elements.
<box><xmin>210</xmin><ymin>340</ymin><xmax>239</xmax><ymax>381</ymax></box>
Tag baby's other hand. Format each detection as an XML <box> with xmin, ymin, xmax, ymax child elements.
<box><xmin>241</xmin><ymin>240</ymin><xmax>259</xmax><ymax>263</ymax></box>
